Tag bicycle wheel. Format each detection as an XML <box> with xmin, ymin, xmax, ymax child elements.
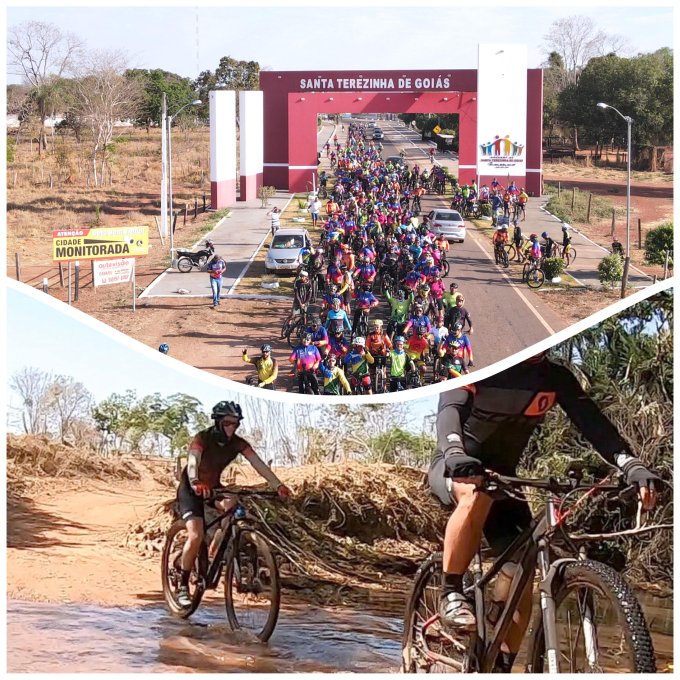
<box><xmin>280</xmin><ymin>313</ymin><xmax>294</xmax><ymax>340</ymax></box>
<box><xmin>161</xmin><ymin>519</ymin><xmax>208</xmax><ymax>619</ymax></box>
<box><xmin>177</xmin><ymin>257</ymin><xmax>194</xmax><ymax>273</ymax></box>
<box><xmin>527</xmin><ymin>560</ymin><xmax>656</xmax><ymax>673</ymax></box>
<box><xmin>374</xmin><ymin>367</ymin><xmax>386</xmax><ymax>394</ymax></box>
<box><xmin>441</xmin><ymin>259</ymin><xmax>450</xmax><ymax>278</ymax></box>
<box><xmin>504</xmin><ymin>244</ymin><xmax>516</xmax><ymax>261</ymax></box>
<box><xmin>310</xmin><ymin>277</ymin><xmax>318</xmax><ymax>302</ymax></box>
<box><xmin>501</xmin><ymin>249</ymin><xmax>509</xmax><ymax>268</ymax></box>
<box><xmin>224</xmin><ymin>529</ymin><xmax>280</xmax><ymax>642</ymax></box>
<box><xmin>527</xmin><ymin>267</ymin><xmax>545</xmax><ymax>289</ymax></box>
<box><xmin>522</xmin><ymin>262</ymin><xmax>531</xmax><ymax>283</ymax></box>
<box><xmin>402</xmin><ymin>553</ymin><xmax>473</xmax><ymax>673</ymax></box>
<box><xmin>563</xmin><ymin>247</ymin><xmax>577</xmax><ymax>267</ymax></box>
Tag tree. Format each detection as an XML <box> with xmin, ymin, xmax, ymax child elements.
<box><xmin>92</xmin><ymin>390</ymin><xmax>138</xmax><ymax>452</ymax></box>
<box><xmin>9</xmin><ymin>367</ymin><xmax>53</xmax><ymax>435</ymax></box>
<box><xmin>70</xmin><ymin>49</ymin><xmax>142</xmax><ymax>186</ymax></box>
<box><xmin>125</xmin><ymin>68</ymin><xmax>197</xmax><ymax>132</ymax></box>
<box><xmin>7</xmin><ymin>20</ymin><xmax>84</xmax><ymax>155</ymax></box>
<box><xmin>45</xmin><ymin>376</ymin><xmax>93</xmax><ymax>443</ymax></box>
<box><xmin>644</xmin><ymin>223</ymin><xmax>674</xmax><ymax>266</ymax></box>
<box><xmin>193</xmin><ymin>56</ymin><xmax>260</xmax><ymax>120</ymax></box>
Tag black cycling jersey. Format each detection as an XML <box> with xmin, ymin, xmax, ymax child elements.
<box><xmin>188</xmin><ymin>428</ymin><xmax>249</xmax><ymax>488</ymax></box>
<box><xmin>434</xmin><ymin>357</ymin><xmax>631</xmax><ymax>471</ymax></box>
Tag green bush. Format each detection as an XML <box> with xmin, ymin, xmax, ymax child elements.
<box><xmin>598</xmin><ymin>254</ymin><xmax>623</xmax><ymax>286</ymax></box>
<box><xmin>479</xmin><ymin>203</ymin><xmax>492</xmax><ymax>217</ymax></box>
<box><xmin>7</xmin><ymin>138</ymin><xmax>15</xmax><ymax>163</ymax></box>
<box><xmin>644</xmin><ymin>223</ymin><xmax>673</xmax><ymax>266</ymax></box>
<box><xmin>542</xmin><ymin>257</ymin><xmax>565</xmax><ymax>279</ymax></box>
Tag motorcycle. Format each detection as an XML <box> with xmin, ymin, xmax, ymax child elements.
<box><xmin>176</xmin><ymin>240</ymin><xmax>215</xmax><ymax>273</ymax></box>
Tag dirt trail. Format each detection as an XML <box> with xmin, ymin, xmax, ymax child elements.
<box><xmin>7</xmin><ymin>464</ymin><xmax>170</xmax><ymax>607</ymax></box>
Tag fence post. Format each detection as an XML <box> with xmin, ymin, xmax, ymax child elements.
<box><xmin>663</xmin><ymin>250</ymin><xmax>669</xmax><ymax>279</ymax></box>
<box><xmin>586</xmin><ymin>194</ymin><xmax>592</xmax><ymax>223</ymax></box>
<box><xmin>184</xmin><ymin>204</ymin><xmax>188</xmax><ymax>226</ymax></box>
<box><xmin>15</xmin><ymin>252</ymin><xmax>21</xmax><ymax>282</ymax></box>
<box><xmin>74</xmin><ymin>260</ymin><xmax>80</xmax><ymax>301</ymax></box>
<box><xmin>42</xmin><ymin>277</ymin><xmax>49</xmax><ymax>294</ymax></box>
<box><xmin>571</xmin><ymin>187</ymin><xmax>576</xmax><ymax>210</ymax></box>
<box><xmin>203</xmin><ymin>193</ymin><xmax>206</xmax><ymax>212</ymax></box>
<box><xmin>59</xmin><ymin>262</ymin><xmax>64</xmax><ymax>287</ymax></box>
<box><xmin>638</xmin><ymin>219</ymin><xmax>642</xmax><ymax>249</ymax></box>
<box><xmin>610</xmin><ymin>209</ymin><xmax>616</xmax><ymax>237</ymax></box>
<box><xmin>194</xmin><ymin>197</ymin><xmax>198</xmax><ymax>219</ymax></box>
<box><xmin>557</xmin><ymin>182</ymin><xmax>561</xmax><ymax>198</ymax></box>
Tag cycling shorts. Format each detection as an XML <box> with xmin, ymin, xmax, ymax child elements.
<box><xmin>177</xmin><ymin>471</ymin><xmax>207</xmax><ymax>521</ymax></box>
<box><xmin>351</xmin><ymin>374</ymin><xmax>372</xmax><ymax>387</ymax></box>
<box><xmin>427</xmin><ymin>454</ymin><xmax>532</xmax><ymax>556</ymax></box>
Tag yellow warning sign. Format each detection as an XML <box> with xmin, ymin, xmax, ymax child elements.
<box><xmin>52</xmin><ymin>226</ymin><xmax>149</xmax><ymax>261</ymax></box>
<box><xmin>432</xmin><ymin>125</ymin><xmax>442</xmax><ymax>134</ymax></box>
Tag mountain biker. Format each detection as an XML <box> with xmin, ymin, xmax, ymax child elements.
<box><xmin>442</xmin><ymin>282</ymin><xmax>462</xmax><ymax>313</ymax></box>
<box><xmin>439</xmin><ymin>323</ymin><xmax>473</xmax><ymax>373</ymax></box>
<box><xmin>319</xmin><ymin>353</ymin><xmax>352</xmax><ymax>395</ymax></box>
<box><xmin>289</xmin><ymin>333</ymin><xmax>321</xmax><ymax>394</ymax></box>
<box><xmin>385</xmin><ymin>288</ymin><xmax>412</xmax><ymax>340</ymax></box>
<box><xmin>445</xmin><ymin>295</ymin><xmax>473</xmax><ymax>335</ymax></box>
<box><xmin>305</xmin><ymin>316</ymin><xmax>330</xmax><ymax>357</ymax></box>
<box><xmin>293</xmin><ymin>270</ymin><xmax>313</xmax><ymax>315</ymax></box>
<box><xmin>388</xmin><ymin>336</ymin><xmax>415</xmax><ymax>392</ymax></box>
<box><xmin>159</xmin><ymin>343</ymin><xmax>170</xmax><ymax>354</ymax></box>
<box><xmin>405</xmin><ymin>324</ymin><xmax>431</xmax><ymax>379</ymax></box>
<box><xmin>351</xmin><ymin>285</ymin><xmax>379</xmax><ymax>335</ymax></box>
<box><xmin>366</xmin><ymin>319</ymin><xmax>393</xmax><ymax>386</ymax></box>
<box><xmin>428</xmin><ymin>354</ymin><xmax>661</xmax><ymax>672</ymax></box>
<box><xmin>242</xmin><ymin>344</ymin><xmax>278</xmax><ymax>389</ymax></box>
<box><xmin>561</xmin><ymin>222</ymin><xmax>572</xmax><ymax>248</ymax></box>
<box><xmin>541</xmin><ymin>231</ymin><xmax>556</xmax><ymax>258</ymax></box>
<box><xmin>175</xmin><ymin>401</ymin><xmax>291</xmax><ymax>609</ymax></box>
<box><xmin>328</xmin><ymin>321</ymin><xmax>351</xmax><ymax>361</ymax></box>
<box><xmin>324</xmin><ymin>297</ymin><xmax>352</xmax><ymax>333</ymax></box>
<box><xmin>527</xmin><ymin>234</ymin><xmax>542</xmax><ymax>262</ymax></box>
<box><xmin>492</xmin><ymin>226</ymin><xmax>509</xmax><ymax>265</ymax></box>
<box><xmin>343</xmin><ymin>336</ymin><xmax>374</xmax><ymax>395</ymax></box>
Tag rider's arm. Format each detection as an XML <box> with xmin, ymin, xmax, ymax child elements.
<box><xmin>342</xmin><ymin>311</ymin><xmax>352</xmax><ymax>332</ymax></box>
<box><xmin>338</xmin><ymin>368</ymin><xmax>352</xmax><ymax>394</ymax></box>
<box><xmin>186</xmin><ymin>435</ymin><xmax>204</xmax><ymax>484</ymax></box>
<box><xmin>241</xmin><ymin>446</ymin><xmax>284</xmax><ymax>490</ymax></box>
<box><xmin>435</xmin><ymin>388</ymin><xmax>474</xmax><ymax>458</ymax></box>
<box><xmin>552</xmin><ymin>363</ymin><xmax>634</xmax><ymax>466</ymax></box>
<box><xmin>242</xmin><ymin>352</ymin><xmax>252</xmax><ymax>364</ymax></box>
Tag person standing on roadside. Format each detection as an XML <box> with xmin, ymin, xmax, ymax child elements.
<box><xmin>207</xmin><ymin>254</ymin><xmax>226</xmax><ymax>308</ymax></box>
<box><xmin>267</xmin><ymin>206</ymin><xmax>282</xmax><ymax>236</ymax></box>
<box><xmin>308</xmin><ymin>194</ymin><xmax>322</xmax><ymax>228</ymax></box>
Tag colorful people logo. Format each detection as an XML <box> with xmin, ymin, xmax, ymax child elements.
<box><xmin>480</xmin><ymin>135</ymin><xmax>524</xmax><ymax>158</ymax></box>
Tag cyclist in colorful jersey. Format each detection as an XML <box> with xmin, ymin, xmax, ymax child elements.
<box><xmin>175</xmin><ymin>401</ymin><xmax>291</xmax><ymax>608</ymax></box>
<box><xmin>527</xmin><ymin>233</ymin><xmax>542</xmax><ymax>262</ymax></box>
<box><xmin>493</xmin><ymin>225</ymin><xmax>510</xmax><ymax>266</ymax></box>
<box><xmin>351</xmin><ymin>284</ymin><xmax>379</xmax><ymax>335</ymax></box>
<box><xmin>324</xmin><ymin>297</ymin><xmax>352</xmax><ymax>333</ymax></box>
<box><xmin>517</xmin><ymin>188</ymin><xmax>528</xmax><ymax>220</ymax></box>
<box><xmin>385</xmin><ymin>288</ymin><xmax>412</xmax><ymax>340</ymax></box>
<box><xmin>404</xmin><ymin>304</ymin><xmax>432</xmax><ymax>336</ymax></box>
<box><xmin>541</xmin><ymin>231</ymin><xmax>557</xmax><ymax>258</ymax></box>
<box><xmin>353</xmin><ymin>257</ymin><xmax>377</xmax><ymax>288</ymax></box>
<box><xmin>402</xmin><ymin>267</ymin><xmax>425</xmax><ymax>294</ymax></box>
<box><xmin>445</xmin><ymin>295</ymin><xmax>473</xmax><ymax>335</ymax></box>
<box><xmin>439</xmin><ymin>323</ymin><xmax>474</xmax><ymax>373</ymax></box>
<box><xmin>387</xmin><ymin>336</ymin><xmax>415</xmax><ymax>392</ymax></box>
<box><xmin>305</xmin><ymin>316</ymin><xmax>330</xmax><ymax>358</ymax></box>
<box><xmin>561</xmin><ymin>223</ymin><xmax>572</xmax><ymax>248</ymax></box>
<box><xmin>427</xmin><ymin>354</ymin><xmax>660</xmax><ymax>671</ymax></box>
<box><xmin>405</xmin><ymin>324</ymin><xmax>431</xmax><ymax>379</ymax></box>
<box><xmin>442</xmin><ymin>282</ymin><xmax>462</xmax><ymax>313</ymax></box>
<box><xmin>242</xmin><ymin>344</ymin><xmax>278</xmax><ymax>389</ymax></box>
<box><xmin>344</xmin><ymin>336</ymin><xmax>375</xmax><ymax>394</ymax></box>
<box><xmin>289</xmin><ymin>333</ymin><xmax>321</xmax><ymax>394</ymax></box>
<box><xmin>319</xmin><ymin>353</ymin><xmax>351</xmax><ymax>395</ymax></box>
<box><xmin>366</xmin><ymin>319</ymin><xmax>393</xmax><ymax>388</ymax></box>
<box><xmin>328</xmin><ymin>321</ymin><xmax>350</xmax><ymax>361</ymax></box>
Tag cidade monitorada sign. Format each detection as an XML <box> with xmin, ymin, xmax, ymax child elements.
<box><xmin>298</xmin><ymin>73</ymin><xmax>453</xmax><ymax>91</ymax></box>
<box><xmin>52</xmin><ymin>226</ymin><xmax>149</xmax><ymax>262</ymax></box>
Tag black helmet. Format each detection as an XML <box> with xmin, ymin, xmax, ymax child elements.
<box><xmin>158</xmin><ymin>343</ymin><xmax>169</xmax><ymax>354</ymax></box>
<box><xmin>260</xmin><ymin>344</ymin><xmax>272</xmax><ymax>353</ymax></box>
<box><xmin>212</xmin><ymin>401</ymin><xmax>243</xmax><ymax>421</ymax></box>
<box><xmin>541</xmin><ymin>231</ymin><xmax>548</xmax><ymax>239</ymax></box>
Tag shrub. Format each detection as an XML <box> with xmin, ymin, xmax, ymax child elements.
<box><xmin>644</xmin><ymin>223</ymin><xmax>673</xmax><ymax>266</ymax></box>
<box><xmin>478</xmin><ymin>203</ymin><xmax>492</xmax><ymax>217</ymax></box>
<box><xmin>258</xmin><ymin>185</ymin><xmax>277</xmax><ymax>207</ymax></box>
<box><xmin>598</xmin><ymin>254</ymin><xmax>623</xmax><ymax>286</ymax></box>
<box><xmin>7</xmin><ymin>138</ymin><xmax>15</xmax><ymax>163</ymax></box>
<box><xmin>542</xmin><ymin>257</ymin><xmax>565</xmax><ymax>279</ymax></box>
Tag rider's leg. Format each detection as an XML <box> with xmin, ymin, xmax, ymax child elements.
<box><xmin>208</xmin><ymin>496</ymin><xmax>237</xmax><ymax>559</ymax></box>
<box><xmin>180</xmin><ymin>517</ymin><xmax>205</xmax><ymax>573</ymax></box>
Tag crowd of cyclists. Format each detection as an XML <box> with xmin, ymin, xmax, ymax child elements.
<box><xmin>244</xmin><ymin>122</ymin><xmax>478</xmax><ymax>395</ymax></box>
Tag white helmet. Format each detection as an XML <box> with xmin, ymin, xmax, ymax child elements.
<box><xmin>353</xmin><ymin>336</ymin><xmax>366</xmax><ymax>347</ymax></box>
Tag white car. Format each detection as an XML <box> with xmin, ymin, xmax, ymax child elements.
<box><xmin>428</xmin><ymin>209</ymin><xmax>466</xmax><ymax>242</ymax></box>
<box><xmin>265</xmin><ymin>228</ymin><xmax>312</xmax><ymax>273</ymax></box>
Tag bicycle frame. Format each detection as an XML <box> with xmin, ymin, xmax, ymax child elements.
<box><xmin>201</xmin><ymin>505</ymin><xmax>245</xmax><ymax>590</ymax></box>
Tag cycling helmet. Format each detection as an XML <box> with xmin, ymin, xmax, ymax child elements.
<box><xmin>310</xmin><ymin>316</ymin><xmax>321</xmax><ymax>326</ymax></box>
<box><xmin>332</xmin><ymin>322</ymin><xmax>344</xmax><ymax>335</ymax></box>
<box><xmin>301</xmin><ymin>248</ymin><xmax>311</xmax><ymax>257</ymax></box>
<box><xmin>561</xmin><ymin>222</ymin><xmax>570</xmax><ymax>231</ymax></box>
<box><xmin>212</xmin><ymin>401</ymin><xmax>243</xmax><ymax>421</ymax></box>
<box><xmin>500</xmin><ymin>225</ymin><xmax>508</xmax><ymax>232</ymax></box>
<box><xmin>450</xmin><ymin>282</ymin><xmax>458</xmax><ymax>291</ymax></box>
<box><xmin>453</xmin><ymin>323</ymin><xmax>463</xmax><ymax>333</ymax></box>
<box><xmin>303</xmin><ymin>332</ymin><xmax>313</xmax><ymax>342</ymax></box>
<box><xmin>371</xmin><ymin>319</ymin><xmax>383</xmax><ymax>330</ymax></box>
<box><xmin>395</xmin><ymin>335</ymin><xmax>406</xmax><ymax>344</ymax></box>
<box><xmin>158</xmin><ymin>343</ymin><xmax>169</xmax><ymax>354</ymax></box>
<box><xmin>541</xmin><ymin>231</ymin><xmax>548</xmax><ymax>239</ymax></box>
<box><xmin>397</xmin><ymin>289</ymin><xmax>405</xmax><ymax>300</ymax></box>
<box><xmin>529</xmin><ymin>233</ymin><xmax>538</xmax><ymax>241</ymax></box>
<box><xmin>299</xmin><ymin>269</ymin><xmax>309</xmax><ymax>277</ymax></box>
<box><xmin>416</xmin><ymin>324</ymin><xmax>427</xmax><ymax>336</ymax></box>
<box><xmin>353</xmin><ymin>336</ymin><xmax>366</xmax><ymax>347</ymax></box>
<box><xmin>261</xmin><ymin>344</ymin><xmax>272</xmax><ymax>353</ymax></box>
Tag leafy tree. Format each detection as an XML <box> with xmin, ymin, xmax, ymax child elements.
<box><xmin>597</xmin><ymin>254</ymin><xmax>623</xmax><ymax>285</ymax></box>
<box><xmin>644</xmin><ymin>223</ymin><xmax>673</xmax><ymax>266</ymax></box>
<box><xmin>367</xmin><ymin>428</ymin><xmax>435</xmax><ymax>466</ymax></box>
<box><xmin>9</xmin><ymin>367</ymin><xmax>53</xmax><ymax>435</ymax></box>
<box><xmin>125</xmin><ymin>68</ymin><xmax>197</xmax><ymax>131</ymax></box>
<box><xmin>92</xmin><ymin>389</ymin><xmax>138</xmax><ymax>451</ymax></box>
<box><xmin>193</xmin><ymin>56</ymin><xmax>260</xmax><ymax>120</ymax></box>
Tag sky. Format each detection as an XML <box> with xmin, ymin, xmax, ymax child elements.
<box><xmin>5</xmin><ymin>3</ymin><xmax>674</xmax><ymax>85</ymax></box>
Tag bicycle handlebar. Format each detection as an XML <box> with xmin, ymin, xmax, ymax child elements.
<box><xmin>484</xmin><ymin>471</ymin><xmax>625</xmax><ymax>496</ymax></box>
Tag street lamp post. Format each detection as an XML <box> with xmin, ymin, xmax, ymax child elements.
<box><xmin>597</xmin><ymin>102</ymin><xmax>632</xmax><ymax>298</ymax></box>
<box><xmin>164</xmin><ymin>97</ymin><xmax>202</xmax><ymax>267</ymax></box>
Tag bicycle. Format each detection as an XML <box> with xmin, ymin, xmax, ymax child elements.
<box><xmin>281</xmin><ymin>307</ymin><xmax>308</xmax><ymax>347</ymax></box>
<box><xmin>493</xmin><ymin>242</ymin><xmax>509</xmax><ymax>268</ymax></box>
<box><xmin>556</xmin><ymin>242</ymin><xmax>577</xmax><ymax>267</ymax></box>
<box><xmin>522</xmin><ymin>260</ymin><xmax>545</xmax><ymax>289</ymax></box>
<box><xmin>372</xmin><ymin>358</ymin><xmax>388</xmax><ymax>394</ymax></box>
<box><xmin>402</xmin><ymin>465</ymin><xmax>665</xmax><ymax>673</ymax></box>
<box><xmin>352</xmin><ymin>309</ymin><xmax>370</xmax><ymax>340</ymax></box>
<box><xmin>161</xmin><ymin>487</ymin><xmax>281</xmax><ymax>641</ymax></box>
